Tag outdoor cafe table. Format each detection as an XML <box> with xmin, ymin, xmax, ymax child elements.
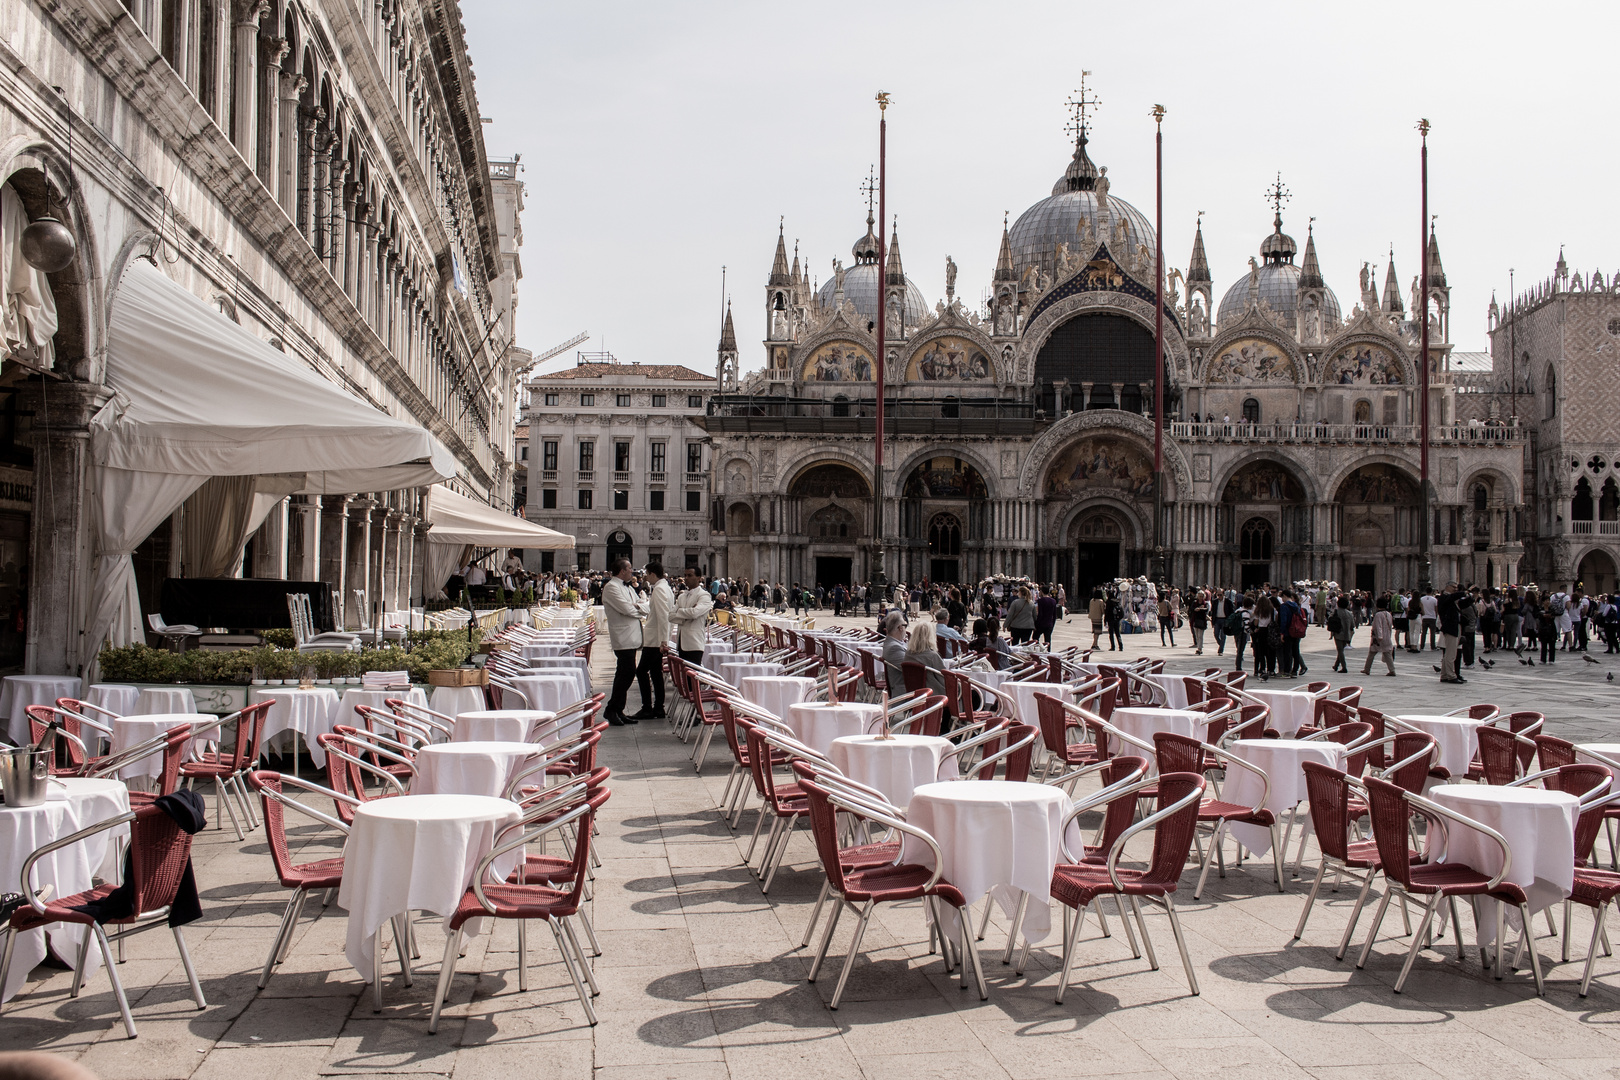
<box><xmin>453</xmin><ymin>709</ymin><xmax>556</xmax><ymax>744</ymax></box>
<box><xmin>722</xmin><ymin>662</ymin><xmax>784</xmax><ymax>685</ymax></box>
<box><xmin>1001</xmin><ymin>681</ymin><xmax>1074</xmax><ymax>731</ymax></box>
<box><xmin>702</xmin><ymin>650</ymin><xmax>758</xmax><ymax>677</ymax></box>
<box><xmin>1</xmin><ymin>674</ymin><xmax>82</xmax><ymax>744</ymax></box>
<box><xmin>108</xmin><ymin>714</ymin><xmax>197</xmax><ymax>783</ymax></box>
<box><xmin>741</xmin><ymin>675</ymin><xmax>817</xmax><ymax>721</ymax></box>
<box><xmin>517</xmin><ymin>643</ymin><xmax>572</xmax><ymax>660</ymax></box>
<box><xmin>830</xmin><ymin>733</ymin><xmax>953</xmax><ymax>806</ymax></box>
<box><xmin>1107</xmin><ymin>706</ymin><xmax>1203</xmax><ymax>759</ymax></box>
<box><xmin>339</xmin><ymin>793</ymin><xmax>522</xmax><ymax>982</ymax></box>
<box><xmin>1222</xmin><ymin>739</ymin><xmax>1347</xmax><ymax>857</ymax></box>
<box><xmin>1397</xmin><ymin>714</ymin><xmax>1486</xmax><ymax>779</ymax></box>
<box><xmin>340</xmin><ymin>686</ymin><xmax>429</xmax><ymax>731</ymax></box>
<box><xmin>431</xmin><ymin>684</ymin><xmax>490</xmax><ymax>720</ymax></box>
<box><xmin>412</xmin><ymin>741</ymin><xmax>539</xmax><ymax>798</ymax></box>
<box><xmin>499</xmin><ymin>672</ymin><xmax>589</xmax><ymax>713</ymax></box>
<box><xmin>87</xmin><ymin>684</ymin><xmax>139</xmax><ymax>718</ymax></box>
<box><xmin>0</xmin><ymin>777</ymin><xmax>131</xmax><ymax>1003</ymax></box>
<box><xmin>1248</xmin><ymin>688</ymin><xmax>1320</xmax><ymax>737</ymax></box>
<box><xmin>784</xmin><ymin>701</ymin><xmax>884</xmax><ymax>757</ymax></box>
<box><xmin>903</xmin><ymin>779</ymin><xmax>1068</xmax><ymax>948</ymax></box>
<box><xmin>1428</xmin><ymin>783</ymin><xmax>1578</xmax><ymax>945</ymax></box>
<box><xmin>251</xmin><ymin>686</ymin><xmax>342</xmax><ymax>770</ymax></box>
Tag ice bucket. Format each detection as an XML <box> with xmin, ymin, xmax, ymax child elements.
<box><xmin>0</xmin><ymin>746</ymin><xmax>50</xmax><ymax>807</ymax></box>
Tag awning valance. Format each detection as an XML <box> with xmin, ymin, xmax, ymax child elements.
<box><xmin>425</xmin><ymin>485</ymin><xmax>575</xmax><ymax>549</ymax></box>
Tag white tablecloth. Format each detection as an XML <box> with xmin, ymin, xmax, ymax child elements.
<box><xmin>108</xmin><ymin>714</ymin><xmax>196</xmax><ymax>782</ymax></box>
<box><xmin>1429</xmin><ymin>783</ymin><xmax>1578</xmax><ymax>945</ymax></box>
<box><xmin>251</xmin><ymin>687</ymin><xmax>342</xmax><ymax>769</ymax></box>
<box><xmin>453</xmin><ymin>709</ymin><xmax>556</xmax><ymax>744</ymax></box>
<box><xmin>1223</xmin><ymin>739</ymin><xmax>1347</xmax><ymax>856</ymax></box>
<box><xmin>1143</xmin><ymin>673</ymin><xmax>1193</xmax><ymax>709</ymax></box>
<box><xmin>524</xmin><ymin>655</ymin><xmax>590</xmax><ymax>680</ymax></box>
<box><xmin>134</xmin><ymin>687</ymin><xmax>197</xmax><ymax>716</ymax></box>
<box><xmin>338</xmin><ymin>794</ymin><xmax>523</xmax><ymax>980</ymax></box>
<box><xmin>702</xmin><ymin>651</ymin><xmax>757</xmax><ymax>676</ymax></box>
<box><xmin>499</xmin><ymin>673</ymin><xmax>589</xmax><ymax>713</ymax></box>
<box><xmin>1</xmin><ymin>675</ymin><xmax>82</xmax><ymax>744</ymax></box>
<box><xmin>830</xmin><ymin>734</ymin><xmax>953</xmax><ymax>806</ymax></box>
<box><xmin>518</xmin><ymin>643</ymin><xmax>572</xmax><ymax>660</ymax></box>
<box><xmin>1248</xmin><ymin>689</ymin><xmax>1319</xmax><ymax>736</ymax></box>
<box><xmin>1108</xmin><ymin>707</ymin><xmax>1202</xmax><ymax>759</ymax></box>
<box><xmin>412</xmin><ymin>741</ymin><xmax>539</xmax><ymax>798</ymax></box>
<box><xmin>741</xmin><ymin>676</ymin><xmax>817</xmax><ymax>721</ymax></box>
<box><xmin>783</xmin><ymin>702</ymin><xmax>885</xmax><ymax>757</ymax></box>
<box><xmin>431</xmin><ymin>685</ymin><xmax>490</xmax><ymax>719</ymax></box>
<box><xmin>1576</xmin><ymin>743</ymin><xmax>1620</xmax><ymax>769</ymax></box>
<box><xmin>1398</xmin><ymin>714</ymin><xmax>1484</xmax><ymax>778</ymax></box>
<box><xmin>903</xmin><ymin>780</ymin><xmax>1068</xmax><ymax>945</ymax></box>
<box><xmin>722</xmin><ymin>662</ymin><xmax>784</xmax><ymax>685</ymax></box>
<box><xmin>1002</xmin><ymin>681</ymin><xmax>1074</xmax><ymax>730</ymax></box>
<box><xmin>87</xmin><ymin>684</ymin><xmax>138</xmax><ymax>718</ymax></box>
<box><xmin>339</xmin><ymin>687</ymin><xmax>429</xmax><ymax>735</ymax></box>
<box><xmin>0</xmin><ymin>777</ymin><xmax>131</xmax><ymax>1003</ymax></box>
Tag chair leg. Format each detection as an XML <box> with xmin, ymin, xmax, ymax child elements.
<box><xmin>392</xmin><ymin>915</ymin><xmax>415</xmax><ymax>985</ymax></box>
<box><xmin>1002</xmin><ymin>892</ymin><xmax>1030</xmax><ymax>965</ymax></box>
<box><xmin>1394</xmin><ymin>894</ymin><xmax>1443</xmax><ymax>993</ymax></box>
<box><xmin>562</xmin><ymin>919</ymin><xmax>599</xmax><ymax>995</ymax></box>
<box><xmin>802</xmin><ymin>879</ymin><xmax>831</xmax><ymax>948</ymax></box>
<box><xmin>975</xmin><ymin>896</ymin><xmax>995</xmax><ymax>942</ymax></box>
<box><xmin>217</xmin><ymin>777</ymin><xmax>245</xmax><ymax>841</ymax></box>
<box><xmin>1054</xmin><ymin>902</ymin><xmax>1088</xmax><ymax>1004</ymax></box>
<box><xmin>1270</xmin><ymin>825</ymin><xmax>1286</xmax><ymax>892</ymax></box>
<box><xmin>1163</xmin><ymin>896</ymin><xmax>1200</xmax><ymax>996</ymax></box>
<box><xmin>575</xmin><ymin>908</ymin><xmax>602</xmax><ymax>957</ymax></box>
<box><xmin>372</xmin><ymin>930</ymin><xmax>384</xmax><ymax>1013</ymax></box>
<box><xmin>260</xmin><ymin>888</ymin><xmax>304</xmax><ymax>988</ymax></box>
<box><xmin>742</xmin><ymin>806</ymin><xmax>769</xmax><ymax>865</ymax></box>
<box><xmin>1519</xmin><ymin>903</ymin><xmax>1546</xmax><ymax>995</ymax></box>
<box><xmin>278</xmin><ymin>890</ymin><xmax>312</xmax><ymax>964</ymax></box>
<box><xmin>172</xmin><ymin>926</ymin><xmax>207</xmax><ymax>1009</ymax></box>
<box><xmin>516</xmin><ymin>920</ymin><xmax>528</xmax><ymax>993</ymax></box>
<box><xmin>428</xmin><ymin>930</ymin><xmax>461</xmax><ymax>1034</ymax></box>
<box><xmin>1113</xmin><ymin>894</ymin><xmax>1141</xmax><ymax>959</ymax></box>
<box><xmin>762</xmin><ymin>817</ymin><xmax>798</xmax><ymax>893</ymax></box>
<box><xmin>1335</xmin><ymin>872</ymin><xmax>1376</xmax><ymax>960</ymax></box>
<box><xmin>1295</xmin><ymin>861</ymin><xmax>1328</xmax><ymax>940</ymax></box>
<box><xmin>1130</xmin><ymin>897</ymin><xmax>1158</xmax><ymax>971</ymax></box>
<box><xmin>1355</xmin><ymin>888</ymin><xmax>1396</xmax><ymax>969</ymax></box>
<box><xmin>1194</xmin><ymin>821</ymin><xmax>1226</xmax><ymax>900</ymax></box>
<box><xmin>964</xmin><ymin>909</ymin><xmax>988</xmax><ymax>1000</ymax></box>
<box><xmin>549</xmin><ymin>919</ymin><xmax>599</xmax><ymax>1025</ymax></box>
<box><xmin>807</xmin><ymin>899</ymin><xmax>844</xmax><ymax>982</ymax></box>
<box><xmin>1446</xmin><ymin>896</ymin><xmax>1466</xmax><ymax>962</ymax></box>
<box><xmin>1581</xmin><ymin>903</ymin><xmax>1607</xmax><ymax>996</ymax></box>
<box><xmin>93</xmin><ymin>926</ymin><xmax>137</xmax><ymax>1039</ymax></box>
<box><xmin>828</xmin><ymin>900</ymin><xmax>873</xmax><ymax>1010</ymax></box>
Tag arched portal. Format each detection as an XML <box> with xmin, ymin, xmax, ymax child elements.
<box><xmin>900</xmin><ymin>456</ymin><xmax>988</xmax><ymax>584</ymax></box>
<box><xmin>789</xmin><ymin>463</ymin><xmax>869</xmax><ymax>589</ymax></box>
<box><xmin>1579</xmin><ymin>549</ymin><xmax>1618</xmax><ymax>595</ymax></box>
<box><xmin>1033</xmin><ymin>313</ymin><xmax>1167</xmax><ymax>415</ymax></box>
<box><xmin>1068</xmin><ymin>509</ymin><xmax>1126</xmax><ymax>600</ymax></box>
<box><xmin>1335</xmin><ymin>463</ymin><xmax>1422</xmax><ymax>592</ymax></box>
<box><xmin>1219</xmin><ymin>460</ymin><xmax>1306</xmax><ymax>589</ymax></box>
<box><xmin>605</xmin><ymin>528</ymin><xmax>634</xmax><ymax>567</ymax></box>
<box><xmin>927</xmin><ymin>513</ymin><xmax>962</xmax><ymax>583</ymax></box>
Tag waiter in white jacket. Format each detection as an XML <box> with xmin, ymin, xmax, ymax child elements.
<box><xmin>673</xmin><ymin>566</ymin><xmax>714</xmax><ymax>664</ymax></box>
<box><xmin>602</xmin><ymin>557</ymin><xmax>649</xmax><ymax>726</ymax></box>
<box><xmin>632</xmin><ymin>563</ymin><xmax>674</xmax><ymax>720</ymax></box>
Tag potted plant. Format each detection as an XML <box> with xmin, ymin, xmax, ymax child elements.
<box><xmin>560</xmin><ymin>586</ymin><xmax>578</xmax><ymax>609</ymax></box>
<box><xmin>263</xmin><ymin>648</ymin><xmax>297</xmax><ymax>685</ymax></box>
<box><xmin>311</xmin><ymin>650</ymin><xmax>341</xmax><ymax>684</ymax></box>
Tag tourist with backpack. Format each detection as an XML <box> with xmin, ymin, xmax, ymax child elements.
<box><xmin>1329</xmin><ymin>595</ymin><xmax>1355</xmax><ymax>673</ymax></box>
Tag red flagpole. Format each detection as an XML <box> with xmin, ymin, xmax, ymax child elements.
<box><xmin>873</xmin><ymin>92</ymin><xmax>889</xmax><ymax>596</ymax></box>
<box><xmin>1152</xmin><ymin>105</ymin><xmax>1166</xmax><ymax>582</ymax></box>
<box><xmin>1418</xmin><ymin>118</ymin><xmax>1431</xmax><ymax>593</ymax></box>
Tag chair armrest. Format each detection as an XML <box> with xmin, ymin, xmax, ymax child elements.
<box><xmin>1406</xmin><ymin>790</ymin><xmax>1512</xmax><ymax>890</ymax></box>
<box><xmin>20</xmin><ymin>811</ymin><xmax>137</xmax><ymax>913</ymax></box>
<box><xmin>1104</xmin><ymin>778</ymin><xmax>1206</xmax><ymax>891</ymax></box>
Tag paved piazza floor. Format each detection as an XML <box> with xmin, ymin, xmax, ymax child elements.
<box><xmin>8</xmin><ymin>611</ymin><xmax>1620</xmax><ymax>1079</ymax></box>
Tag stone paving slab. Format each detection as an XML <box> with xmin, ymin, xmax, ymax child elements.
<box><xmin>6</xmin><ymin>610</ymin><xmax>1620</xmax><ymax>1077</ymax></box>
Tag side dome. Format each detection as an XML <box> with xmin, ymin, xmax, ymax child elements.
<box><xmin>816</xmin><ymin>264</ymin><xmax>931</xmax><ymax>326</ymax></box>
<box><xmin>1008</xmin><ymin>132</ymin><xmax>1156</xmax><ymax>281</ymax></box>
<box><xmin>1217</xmin><ymin>216</ymin><xmax>1341</xmax><ymax>328</ymax></box>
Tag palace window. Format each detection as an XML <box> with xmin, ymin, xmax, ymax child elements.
<box><xmin>652</xmin><ymin>394</ymin><xmax>666</xmax><ymax>407</ymax></box>
<box><xmin>613</xmin><ymin>490</ymin><xmax>628</xmax><ymax>511</ymax></box>
<box><xmin>578</xmin><ymin>442</ymin><xmax>594</xmax><ymax>471</ymax></box>
<box><xmin>650</xmin><ymin>443</ymin><xmax>666</xmax><ymax>473</ymax></box>
<box><xmin>686</xmin><ymin>491</ymin><xmax>701</xmax><ymax>512</ymax></box>
<box><xmin>616</xmin><ymin>393</ymin><xmax>631</xmax><ymax>407</ymax></box>
<box><xmin>541</xmin><ymin>489</ymin><xmax>557</xmax><ymax>510</ymax></box>
<box><xmin>580</xmin><ymin>393</ymin><xmax>595</xmax><ymax>407</ymax></box>
<box><xmin>614</xmin><ymin>442</ymin><xmax>631</xmax><ymax>471</ymax></box>
<box><xmin>1241</xmin><ymin>398</ymin><xmax>1260</xmax><ymax>424</ymax></box>
<box><xmin>687</xmin><ymin>443</ymin><xmax>702</xmax><ymax>473</ymax></box>
<box><xmin>542</xmin><ymin>441</ymin><xmax>558</xmax><ymax>470</ymax></box>
<box><xmin>688</xmin><ymin>395</ymin><xmax>703</xmax><ymax>408</ymax></box>
<box><xmin>1240</xmin><ymin>517</ymin><xmax>1274</xmax><ymax>561</ymax></box>
<box><xmin>577</xmin><ymin>489</ymin><xmax>593</xmax><ymax>510</ymax></box>
<box><xmin>544</xmin><ymin>393</ymin><xmax>558</xmax><ymax>407</ymax></box>
<box><xmin>650</xmin><ymin>490</ymin><xmax>665</xmax><ymax>511</ymax></box>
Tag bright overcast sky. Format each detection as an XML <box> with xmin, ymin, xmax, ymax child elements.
<box><xmin>464</xmin><ymin>0</ymin><xmax>1610</xmax><ymax>375</ymax></box>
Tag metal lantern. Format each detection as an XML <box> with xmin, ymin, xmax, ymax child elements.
<box><xmin>20</xmin><ymin>214</ymin><xmax>75</xmax><ymax>274</ymax></box>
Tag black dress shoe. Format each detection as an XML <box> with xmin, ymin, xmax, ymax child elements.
<box><xmin>650</xmin><ymin>709</ymin><xmax>668</xmax><ymax>719</ymax></box>
<box><xmin>629</xmin><ymin>708</ymin><xmax>657</xmax><ymax>721</ymax></box>
<box><xmin>606</xmin><ymin>712</ymin><xmax>627</xmax><ymax>726</ymax></box>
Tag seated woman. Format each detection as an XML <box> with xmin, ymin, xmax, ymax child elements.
<box><xmin>906</xmin><ymin>619</ymin><xmax>954</xmax><ymax>731</ymax></box>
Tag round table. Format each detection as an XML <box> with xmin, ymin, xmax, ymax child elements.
<box><xmin>0</xmin><ymin>777</ymin><xmax>131</xmax><ymax>1003</ymax></box>
<box><xmin>518</xmin><ymin>643</ymin><xmax>572</xmax><ymax>660</ymax></box>
<box><xmin>702</xmin><ymin>651</ymin><xmax>757</xmax><ymax>677</ymax></box>
<box><xmin>1108</xmin><ymin>707</ymin><xmax>1203</xmax><ymax>759</ymax></box>
<box><xmin>412</xmin><ymin>741</ymin><xmax>540</xmax><ymax>798</ymax></box>
<box><xmin>108</xmin><ymin>714</ymin><xmax>197</xmax><ymax>783</ymax></box>
<box><xmin>339</xmin><ymin>687</ymin><xmax>429</xmax><ymax>733</ymax></box>
<box><xmin>1222</xmin><ymin>739</ymin><xmax>1348</xmax><ymax>856</ymax></box>
<box><xmin>338</xmin><ymin>794</ymin><xmax>523</xmax><ymax>981</ymax></box>
<box><xmin>784</xmin><ymin>702</ymin><xmax>885</xmax><ymax>757</ymax></box>
<box><xmin>133</xmin><ymin>686</ymin><xmax>197</xmax><ymax>716</ymax></box>
<box><xmin>1397</xmin><ymin>714</ymin><xmax>1484</xmax><ymax>779</ymax></box>
<box><xmin>250</xmin><ymin>687</ymin><xmax>342</xmax><ymax>769</ymax></box>
<box><xmin>1002</xmin><ymin>681</ymin><xmax>1074</xmax><ymax>731</ymax></box>
<box><xmin>741</xmin><ymin>675</ymin><xmax>818</xmax><ymax>721</ymax></box>
<box><xmin>453</xmin><ymin>709</ymin><xmax>557</xmax><ymax>744</ymax></box>
<box><xmin>430</xmin><ymin>685</ymin><xmax>490</xmax><ymax>720</ymax></box>
<box><xmin>722</xmin><ymin>662</ymin><xmax>784</xmax><ymax>686</ymax></box>
<box><xmin>499</xmin><ymin>672</ymin><xmax>589</xmax><ymax>713</ymax></box>
<box><xmin>1</xmin><ymin>675</ymin><xmax>83</xmax><ymax>745</ymax></box>
<box><xmin>1429</xmin><ymin>783</ymin><xmax>1579</xmax><ymax>945</ymax></box>
<box><xmin>830</xmin><ymin>734</ymin><xmax>953</xmax><ymax>806</ymax></box>
<box><xmin>903</xmin><ymin>780</ymin><xmax>1069</xmax><ymax>946</ymax></box>
<box><xmin>1249</xmin><ymin>689</ymin><xmax>1320</xmax><ymax>737</ymax></box>
<box><xmin>87</xmin><ymin>684</ymin><xmax>138</xmax><ymax>718</ymax></box>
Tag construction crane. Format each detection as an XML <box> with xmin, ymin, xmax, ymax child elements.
<box><xmin>519</xmin><ymin>332</ymin><xmax>590</xmax><ymax>377</ymax></box>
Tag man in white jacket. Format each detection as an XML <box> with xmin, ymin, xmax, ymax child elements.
<box><xmin>632</xmin><ymin>563</ymin><xmax>674</xmax><ymax>720</ymax></box>
<box><xmin>602</xmin><ymin>558</ymin><xmax>649</xmax><ymax>726</ymax></box>
<box><xmin>672</xmin><ymin>566</ymin><xmax>714</xmax><ymax>664</ymax></box>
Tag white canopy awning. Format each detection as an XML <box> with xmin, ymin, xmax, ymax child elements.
<box><xmin>83</xmin><ymin>260</ymin><xmax>461</xmax><ymax>666</ymax></box>
<box><xmin>426</xmin><ymin>485</ymin><xmax>575</xmax><ymax>549</ymax></box>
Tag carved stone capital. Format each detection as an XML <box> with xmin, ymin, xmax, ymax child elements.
<box><xmin>235</xmin><ymin>0</ymin><xmax>269</xmax><ymax>27</ymax></box>
<box><xmin>279</xmin><ymin>71</ymin><xmax>308</xmax><ymax>100</ymax></box>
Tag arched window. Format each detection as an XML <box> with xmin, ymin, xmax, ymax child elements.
<box><xmin>928</xmin><ymin>514</ymin><xmax>962</xmax><ymax>557</ymax></box>
<box><xmin>1574</xmin><ymin>477</ymin><xmax>1594</xmax><ymax>521</ymax></box>
<box><xmin>1240</xmin><ymin>517</ymin><xmax>1274</xmax><ymax>561</ymax></box>
<box><xmin>807</xmin><ymin>504</ymin><xmax>857</xmax><ymax>539</ymax></box>
<box><xmin>1602</xmin><ymin>479</ymin><xmax>1619</xmax><ymax>522</ymax></box>
<box><xmin>1354</xmin><ymin>399</ymin><xmax>1372</xmax><ymax>424</ymax></box>
<box><xmin>1546</xmin><ymin>365</ymin><xmax>1558</xmax><ymax>418</ymax></box>
<box><xmin>831</xmin><ymin>394</ymin><xmax>850</xmax><ymax>418</ymax></box>
<box><xmin>1473</xmin><ymin>484</ymin><xmax>1488</xmax><ymax>513</ymax></box>
<box><xmin>1241</xmin><ymin>398</ymin><xmax>1260</xmax><ymax>423</ymax></box>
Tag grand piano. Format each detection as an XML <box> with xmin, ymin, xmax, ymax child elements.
<box><xmin>159</xmin><ymin>578</ymin><xmax>338</xmax><ymax>634</ymax></box>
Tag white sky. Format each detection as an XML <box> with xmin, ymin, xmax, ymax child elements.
<box><xmin>463</xmin><ymin>0</ymin><xmax>1613</xmax><ymax>376</ymax></box>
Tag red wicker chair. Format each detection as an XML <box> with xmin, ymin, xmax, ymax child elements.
<box><xmin>246</xmin><ymin>769</ymin><xmax>356</xmax><ymax>988</ymax></box>
<box><xmin>178</xmin><ymin>700</ymin><xmax>272</xmax><ymax>839</ymax></box>
<box><xmin>1294</xmin><ymin>761</ymin><xmax>1411</xmax><ymax>957</ymax></box>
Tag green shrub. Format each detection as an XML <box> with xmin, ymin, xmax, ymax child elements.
<box><xmin>260</xmin><ymin>628</ymin><xmax>296</xmax><ymax>648</ymax></box>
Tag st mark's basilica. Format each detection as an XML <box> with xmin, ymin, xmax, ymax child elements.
<box><xmin>694</xmin><ymin>110</ymin><xmax>1608</xmax><ymax>601</ymax></box>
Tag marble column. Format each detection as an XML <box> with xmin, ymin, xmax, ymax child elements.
<box><xmin>288</xmin><ymin>496</ymin><xmax>320</xmax><ymax>581</ymax></box>
<box><xmin>21</xmin><ymin>382</ymin><xmax>111</xmax><ymax>676</ymax></box>
<box><xmin>231</xmin><ymin>0</ymin><xmax>268</xmax><ymax>164</ymax></box>
<box><xmin>258</xmin><ymin>36</ymin><xmax>288</xmax><ymax>188</ymax></box>
<box><xmin>319</xmin><ymin>496</ymin><xmax>349</xmax><ymax>630</ymax></box>
<box><xmin>276</xmin><ymin>72</ymin><xmax>306</xmax><ymax>214</ymax></box>
<box><xmin>251</xmin><ymin>498</ymin><xmax>288</xmax><ymax>579</ymax></box>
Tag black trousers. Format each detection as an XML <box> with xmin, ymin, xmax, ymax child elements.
<box><xmin>608</xmin><ymin>647</ymin><xmax>644</xmax><ymax>715</ymax></box>
<box><xmin>678</xmin><ymin>648</ymin><xmax>704</xmax><ymax>665</ymax></box>
<box><xmin>636</xmin><ymin>646</ymin><xmax>664</xmax><ymax>711</ymax></box>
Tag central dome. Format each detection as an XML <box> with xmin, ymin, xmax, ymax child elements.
<box><xmin>1008</xmin><ymin>133</ymin><xmax>1157</xmax><ymax>282</ymax></box>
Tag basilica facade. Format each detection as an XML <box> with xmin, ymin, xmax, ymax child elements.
<box><xmin>699</xmin><ymin>124</ymin><xmax>1531</xmax><ymax>599</ymax></box>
